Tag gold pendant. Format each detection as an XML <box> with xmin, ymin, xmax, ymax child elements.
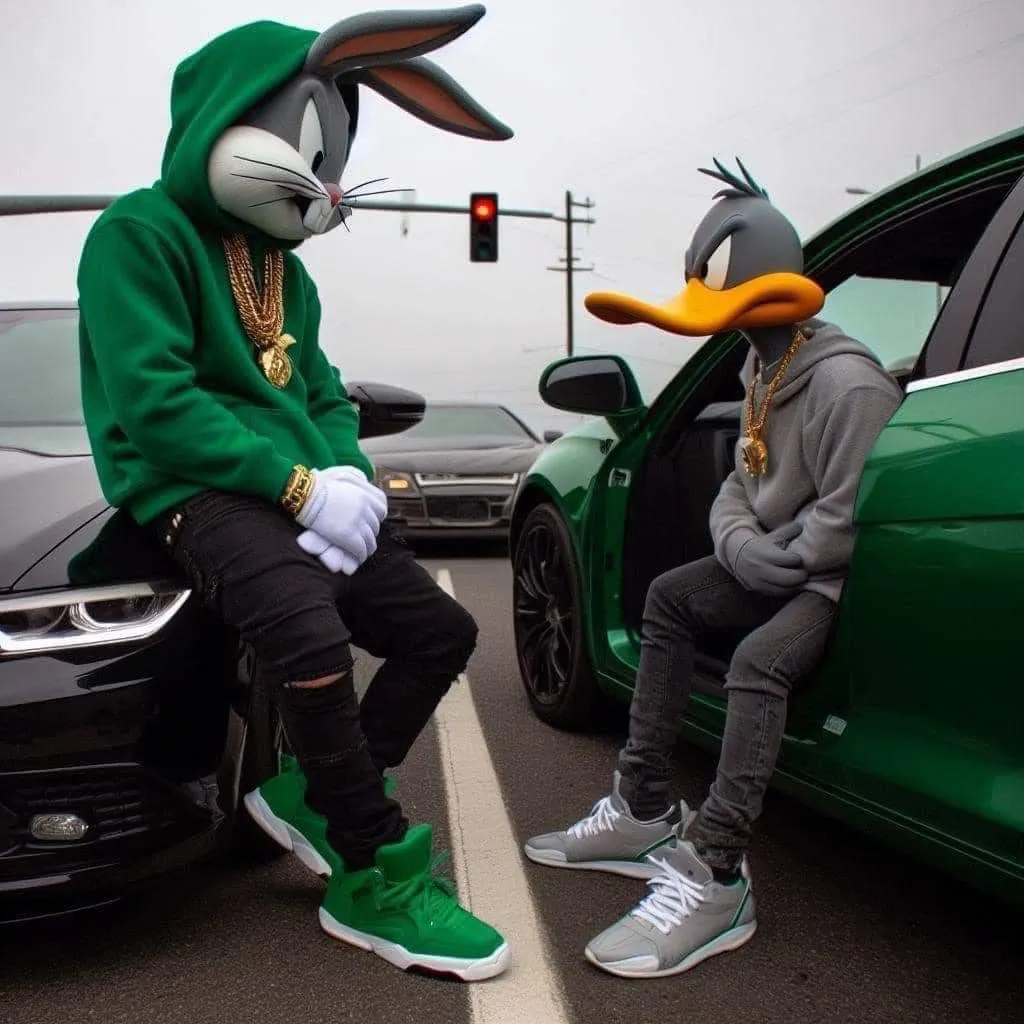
<box><xmin>740</xmin><ymin>435</ymin><xmax>768</xmax><ymax>477</ymax></box>
<box><xmin>258</xmin><ymin>333</ymin><xmax>296</xmax><ymax>389</ymax></box>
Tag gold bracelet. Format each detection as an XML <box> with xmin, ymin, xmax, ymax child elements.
<box><xmin>281</xmin><ymin>464</ymin><xmax>314</xmax><ymax>517</ymax></box>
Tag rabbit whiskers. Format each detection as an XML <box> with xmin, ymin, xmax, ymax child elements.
<box><xmin>232</xmin><ymin>167</ymin><xmax>414</xmax><ymax>228</ymax></box>
<box><xmin>343</xmin><ymin>175</ymin><xmax>414</xmax><ymax>201</ymax></box>
<box><xmin>233</xmin><ymin>155</ymin><xmax>326</xmax><ymax>196</ymax></box>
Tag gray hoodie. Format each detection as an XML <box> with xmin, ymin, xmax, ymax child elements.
<box><xmin>709</xmin><ymin>318</ymin><xmax>903</xmax><ymax>603</ymax></box>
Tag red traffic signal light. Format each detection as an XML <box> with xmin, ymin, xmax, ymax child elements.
<box><xmin>472</xmin><ymin>196</ymin><xmax>497</xmax><ymax>221</ymax></box>
<box><xmin>469</xmin><ymin>192</ymin><xmax>499</xmax><ymax>262</ymax></box>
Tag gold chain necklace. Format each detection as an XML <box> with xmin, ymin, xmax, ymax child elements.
<box><xmin>222</xmin><ymin>234</ymin><xmax>296</xmax><ymax>389</ymax></box>
<box><xmin>740</xmin><ymin>326</ymin><xmax>808</xmax><ymax>477</ymax></box>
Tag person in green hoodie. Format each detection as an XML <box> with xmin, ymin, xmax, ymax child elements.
<box><xmin>76</xmin><ymin>5</ymin><xmax>514</xmax><ymax>982</ymax></box>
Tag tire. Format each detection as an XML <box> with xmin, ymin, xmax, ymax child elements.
<box><xmin>512</xmin><ymin>502</ymin><xmax>610</xmax><ymax>730</ymax></box>
<box><xmin>230</xmin><ymin>656</ymin><xmax>289</xmax><ymax>862</ymax></box>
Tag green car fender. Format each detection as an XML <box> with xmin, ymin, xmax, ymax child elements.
<box><xmin>511</xmin><ymin>419</ymin><xmax>617</xmax><ymax>553</ymax></box>
<box><xmin>510</xmin><ymin>416</ymin><xmax>637</xmax><ymax>673</ymax></box>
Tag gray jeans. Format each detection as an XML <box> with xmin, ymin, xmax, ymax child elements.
<box><xmin>618</xmin><ymin>555</ymin><xmax>836</xmax><ymax>872</ymax></box>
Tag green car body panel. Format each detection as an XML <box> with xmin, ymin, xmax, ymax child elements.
<box><xmin>511</xmin><ymin>127</ymin><xmax>1024</xmax><ymax>906</ymax></box>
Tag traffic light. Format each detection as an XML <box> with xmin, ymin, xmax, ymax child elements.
<box><xmin>469</xmin><ymin>192</ymin><xmax>498</xmax><ymax>262</ymax></box>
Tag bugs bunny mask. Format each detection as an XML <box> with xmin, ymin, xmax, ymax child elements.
<box><xmin>207</xmin><ymin>4</ymin><xmax>512</xmax><ymax>242</ymax></box>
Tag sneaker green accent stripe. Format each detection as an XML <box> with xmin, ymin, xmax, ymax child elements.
<box><xmin>632</xmin><ymin>833</ymin><xmax>676</xmax><ymax>862</ymax></box>
<box><xmin>728</xmin><ymin>881</ymin><xmax>751</xmax><ymax>929</ymax></box>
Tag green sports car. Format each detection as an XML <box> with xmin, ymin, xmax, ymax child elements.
<box><xmin>509</xmin><ymin>127</ymin><xmax>1024</xmax><ymax>908</ymax></box>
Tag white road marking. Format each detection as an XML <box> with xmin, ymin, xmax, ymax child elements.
<box><xmin>433</xmin><ymin>567</ymin><xmax>571</xmax><ymax>1024</ymax></box>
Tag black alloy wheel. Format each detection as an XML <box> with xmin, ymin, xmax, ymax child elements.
<box><xmin>512</xmin><ymin>503</ymin><xmax>607</xmax><ymax>730</ymax></box>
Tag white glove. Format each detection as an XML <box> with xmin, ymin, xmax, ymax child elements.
<box><xmin>296</xmin><ymin>528</ymin><xmax>361</xmax><ymax>575</ymax></box>
<box><xmin>319</xmin><ymin>464</ymin><xmax>388</xmax><ymax>506</ymax></box>
<box><xmin>295</xmin><ymin>469</ymin><xmax>387</xmax><ymax>569</ymax></box>
<box><xmin>295</xmin><ymin>465</ymin><xmax>389</xmax><ymax>574</ymax></box>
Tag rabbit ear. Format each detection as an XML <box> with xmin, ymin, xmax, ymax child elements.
<box><xmin>349</xmin><ymin>56</ymin><xmax>512</xmax><ymax>140</ymax></box>
<box><xmin>304</xmin><ymin>4</ymin><xmax>486</xmax><ymax>77</ymax></box>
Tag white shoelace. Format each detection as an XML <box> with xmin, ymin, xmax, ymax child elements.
<box><xmin>631</xmin><ymin>856</ymin><xmax>707</xmax><ymax>934</ymax></box>
<box><xmin>566</xmin><ymin>796</ymin><xmax>619</xmax><ymax>839</ymax></box>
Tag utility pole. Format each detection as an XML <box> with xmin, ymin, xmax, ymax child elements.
<box><xmin>547</xmin><ymin>191</ymin><xmax>596</xmax><ymax>356</ymax></box>
<box><xmin>399</xmin><ymin>188</ymin><xmax>416</xmax><ymax>237</ymax></box>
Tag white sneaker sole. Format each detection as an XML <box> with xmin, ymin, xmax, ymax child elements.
<box><xmin>319</xmin><ymin>907</ymin><xmax>511</xmax><ymax>981</ymax></box>
<box><xmin>585</xmin><ymin>919</ymin><xmax>758</xmax><ymax>979</ymax></box>
<box><xmin>523</xmin><ymin>844</ymin><xmax>667</xmax><ymax>880</ymax></box>
<box><xmin>243</xmin><ymin>788</ymin><xmax>333</xmax><ymax>878</ymax></box>
<box><xmin>522</xmin><ymin>810</ymin><xmax>695</xmax><ymax>881</ymax></box>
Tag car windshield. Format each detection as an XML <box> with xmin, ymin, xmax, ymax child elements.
<box><xmin>818</xmin><ymin>275</ymin><xmax>950</xmax><ymax>370</ymax></box>
<box><xmin>382</xmin><ymin>404</ymin><xmax>536</xmax><ymax>442</ymax></box>
<box><xmin>0</xmin><ymin>307</ymin><xmax>89</xmax><ymax>456</ymax></box>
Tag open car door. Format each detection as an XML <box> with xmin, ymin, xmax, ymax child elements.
<box><xmin>829</xmin><ymin>171</ymin><xmax>1024</xmax><ymax>890</ymax></box>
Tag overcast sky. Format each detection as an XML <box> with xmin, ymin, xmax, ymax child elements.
<box><xmin>2</xmin><ymin>0</ymin><xmax>1023</xmax><ymax>431</ymax></box>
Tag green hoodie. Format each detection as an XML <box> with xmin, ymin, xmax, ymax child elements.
<box><xmin>77</xmin><ymin>20</ymin><xmax>373</xmax><ymax>526</ymax></box>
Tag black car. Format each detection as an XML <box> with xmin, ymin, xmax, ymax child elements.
<box><xmin>360</xmin><ymin>401</ymin><xmax>560</xmax><ymax>540</ymax></box>
<box><xmin>0</xmin><ymin>301</ymin><xmax>424</xmax><ymax>925</ymax></box>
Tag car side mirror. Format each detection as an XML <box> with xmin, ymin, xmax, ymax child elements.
<box><xmin>542</xmin><ymin>429</ymin><xmax>563</xmax><ymax>443</ymax></box>
<box><xmin>346</xmin><ymin>381</ymin><xmax>425</xmax><ymax>440</ymax></box>
<box><xmin>539</xmin><ymin>355</ymin><xmax>645</xmax><ymax>434</ymax></box>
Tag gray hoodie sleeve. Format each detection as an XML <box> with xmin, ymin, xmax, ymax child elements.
<box><xmin>787</xmin><ymin>383</ymin><xmax>902</xmax><ymax>577</ymax></box>
<box><xmin>710</xmin><ymin>468</ymin><xmax>763</xmax><ymax>575</ymax></box>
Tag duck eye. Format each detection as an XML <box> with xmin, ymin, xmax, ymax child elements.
<box><xmin>702</xmin><ymin>235</ymin><xmax>732</xmax><ymax>290</ymax></box>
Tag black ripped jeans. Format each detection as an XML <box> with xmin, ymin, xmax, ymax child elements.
<box><xmin>149</xmin><ymin>490</ymin><xmax>478</xmax><ymax>869</ymax></box>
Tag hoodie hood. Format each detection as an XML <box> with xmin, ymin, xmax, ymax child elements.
<box><xmin>740</xmin><ymin>318</ymin><xmax>889</xmax><ymax>407</ymax></box>
<box><xmin>159</xmin><ymin>20</ymin><xmax>318</xmax><ymax>245</ymax></box>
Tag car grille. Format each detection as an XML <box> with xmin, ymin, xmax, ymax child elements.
<box><xmin>414</xmin><ymin>472</ymin><xmax>518</xmax><ymax>486</ymax></box>
<box><xmin>0</xmin><ymin>764</ymin><xmax>205</xmax><ymax>871</ymax></box>
<box><xmin>424</xmin><ymin>495</ymin><xmax>505</xmax><ymax>522</ymax></box>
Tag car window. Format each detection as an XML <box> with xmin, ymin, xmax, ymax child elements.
<box><xmin>395</xmin><ymin>404</ymin><xmax>536</xmax><ymax>440</ymax></box>
<box><xmin>818</xmin><ymin>276</ymin><xmax>949</xmax><ymax>371</ymax></box>
<box><xmin>960</xmin><ymin>215</ymin><xmax>1024</xmax><ymax>371</ymax></box>
<box><xmin>0</xmin><ymin>309</ymin><xmax>82</xmax><ymax>423</ymax></box>
<box><xmin>0</xmin><ymin>308</ymin><xmax>88</xmax><ymax>454</ymax></box>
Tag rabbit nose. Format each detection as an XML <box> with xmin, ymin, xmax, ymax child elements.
<box><xmin>325</xmin><ymin>184</ymin><xmax>343</xmax><ymax>207</ymax></box>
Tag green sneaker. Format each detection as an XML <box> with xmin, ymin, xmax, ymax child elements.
<box><xmin>318</xmin><ymin>823</ymin><xmax>510</xmax><ymax>981</ymax></box>
<box><xmin>243</xmin><ymin>755</ymin><xmax>397</xmax><ymax>878</ymax></box>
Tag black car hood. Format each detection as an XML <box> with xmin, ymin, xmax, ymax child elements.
<box><xmin>0</xmin><ymin>448</ymin><xmax>108</xmax><ymax>590</ymax></box>
<box><xmin>362</xmin><ymin>438</ymin><xmax>542</xmax><ymax>475</ymax></box>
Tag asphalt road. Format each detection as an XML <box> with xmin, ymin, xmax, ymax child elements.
<box><xmin>1</xmin><ymin>542</ymin><xmax>1022</xmax><ymax>1024</ymax></box>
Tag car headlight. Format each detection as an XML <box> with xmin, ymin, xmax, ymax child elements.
<box><xmin>375</xmin><ymin>470</ymin><xmax>417</xmax><ymax>493</ymax></box>
<box><xmin>0</xmin><ymin>582</ymin><xmax>192</xmax><ymax>655</ymax></box>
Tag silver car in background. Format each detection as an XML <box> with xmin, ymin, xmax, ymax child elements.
<box><xmin>360</xmin><ymin>401</ymin><xmax>560</xmax><ymax>541</ymax></box>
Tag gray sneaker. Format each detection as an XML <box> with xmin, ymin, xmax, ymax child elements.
<box><xmin>523</xmin><ymin>771</ymin><xmax>692</xmax><ymax>880</ymax></box>
<box><xmin>584</xmin><ymin>839</ymin><xmax>757</xmax><ymax>978</ymax></box>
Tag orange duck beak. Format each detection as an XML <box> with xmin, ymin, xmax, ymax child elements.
<box><xmin>584</xmin><ymin>273</ymin><xmax>825</xmax><ymax>337</ymax></box>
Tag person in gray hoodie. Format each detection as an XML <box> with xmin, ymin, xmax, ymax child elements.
<box><xmin>523</xmin><ymin>158</ymin><xmax>904</xmax><ymax>979</ymax></box>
